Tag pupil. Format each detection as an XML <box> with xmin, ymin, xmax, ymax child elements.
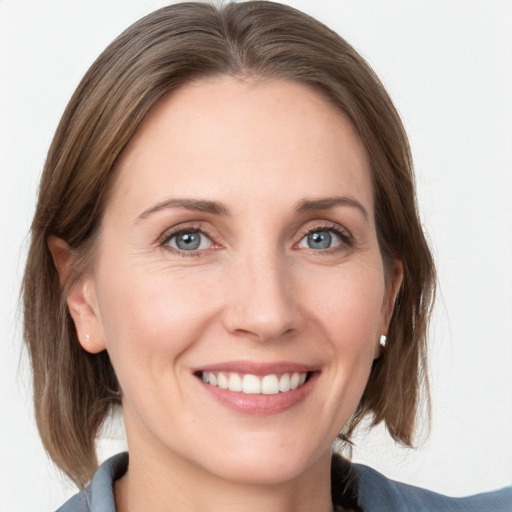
<box><xmin>176</xmin><ymin>232</ymin><xmax>200</xmax><ymax>250</ymax></box>
<box><xmin>308</xmin><ymin>231</ymin><xmax>331</xmax><ymax>249</ymax></box>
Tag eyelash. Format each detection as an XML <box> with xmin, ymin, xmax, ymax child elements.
<box><xmin>158</xmin><ymin>222</ymin><xmax>353</xmax><ymax>256</ymax></box>
<box><xmin>295</xmin><ymin>223</ymin><xmax>354</xmax><ymax>252</ymax></box>
<box><xmin>158</xmin><ymin>223</ymin><xmax>216</xmax><ymax>257</ymax></box>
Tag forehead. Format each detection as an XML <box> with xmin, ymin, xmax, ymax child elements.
<box><xmin>110</xmin><ymin>77</ymin><xmax>373</xmax><ymax>219</ymax></box>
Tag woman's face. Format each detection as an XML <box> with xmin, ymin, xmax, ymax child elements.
<box><xmin>76</xmin><ymin>77</ymin><xmax>400</xmax><ymax>485</ymax></box>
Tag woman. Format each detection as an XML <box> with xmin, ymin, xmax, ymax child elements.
<box><xmin>20</xmin><ymin>2</ymin><xmax>511</xmax><ymax>511</ymax></box>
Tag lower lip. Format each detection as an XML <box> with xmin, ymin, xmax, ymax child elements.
<box><xmin>198</xmin><ymin>372</ymin><xmax>318</xmax><ymax>416</ymax></box>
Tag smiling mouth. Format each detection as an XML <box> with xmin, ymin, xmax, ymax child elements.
<box><xmin>197</xmin><ymin>371</ymin><xmax>311</xmax><ymax>395</ymax></box>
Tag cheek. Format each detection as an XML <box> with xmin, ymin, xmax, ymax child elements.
<box><xmin>94</xmin><ymin>263</ymin><xmax>214</xmax><ymax>375</ymax></box>
<box><xmin>299</xmin><ymin>261</ymin><xmax>385</xmax><ymax>410</ymax></box>
<box><xmin>301</xmin><ymin>262</ymin><xmax>386</xmax><ymax>342</ymax></box>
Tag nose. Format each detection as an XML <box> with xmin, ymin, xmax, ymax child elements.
<box><xmin>222</xmin><ymin>250</ymin><xmax>301</xmax><ymax>342</ymax></box>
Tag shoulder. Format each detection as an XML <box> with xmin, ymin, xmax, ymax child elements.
<box><xmin>350</xmin><ymin>462</ymin><xmax>512</xmax><ymax>512</ymax></box>
<box><xmin>55</xmin><ymin>452</ymin><xmax>128</xmax><ymax>512</ymax></box>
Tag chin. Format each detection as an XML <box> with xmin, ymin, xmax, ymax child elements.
<box><xmin>194</xmin><ymin>432</ymin><xmax>329</xmax><ymax>486</ymax></box>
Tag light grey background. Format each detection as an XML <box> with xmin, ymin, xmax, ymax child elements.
<box><xmin>1</xmin><ymin>1</ymin><xmax>511</xmax><ymax>510</ymax></box>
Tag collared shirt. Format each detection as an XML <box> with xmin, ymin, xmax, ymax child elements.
<box><xmin>56</xmin><ymin>452</ymin><xmax>512</xmax><ymax>512</ymax></box>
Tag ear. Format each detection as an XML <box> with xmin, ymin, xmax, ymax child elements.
<box><xmin>375</xmin><ymin>259</ymin><xmax>403</xmax><ymax>358</ymax></box>
<box><xmin>48</xmin><ymin>236</ymin><xmax>106</xmax><ymax>354</ymax></box>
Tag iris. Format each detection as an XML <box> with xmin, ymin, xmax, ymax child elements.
<box><xmin>307</xmin><ymin>231</ymin><xmax>332</xmax><ymax>250</ymax></box>
<box><xmin>175</xmin><ymin>232</ymin><xmax>202</xmax><ymax>251</ymax></box>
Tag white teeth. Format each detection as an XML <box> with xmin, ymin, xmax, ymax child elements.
<box><xmin>202</xmin><ymin>371</ymin><xmax>308</xmax><ymax>394</ymax></box>
<box><xmin>261</xmin><ymin>375</ymin><xmax>279</xmax><ymax>395</ymax></box>
<box><xmin>228</xmin><ymin>373</ymin><xmax>242</xmax><ymax>392</ymax></box>
<box><xmin>279</xmin><ymin>373</ymin><xmax>291</xmax><ymax>392</ymax></box>
<box><xmin>242</xmin><ymin>374</ymin><xmax>261</xmax><ymax>394</ymax></box>
<box><xmin>217</xmin><ymin>372</ymin><xmax>228</xmax><ymax>389</ymax></box>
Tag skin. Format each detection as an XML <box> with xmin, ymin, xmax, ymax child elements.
<box><xmin>51</xmin><ymin>77</ymin><xmax>402</xmax><ymax>512</ymax></box>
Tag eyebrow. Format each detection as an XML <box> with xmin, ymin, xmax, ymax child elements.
<box><xmin>136</xmin><ymin>195</ymin><xmax>369</xmax><ymax>222</ymax></box>
<box><xmin>136</xmin><ymin>198</ymin><xmax>230</xmax><ymax>221</ymax></box>
<box><xmin>295</xmin><ymin>196</ymin><xmax>369</xmax><ymax>221</ymax></box>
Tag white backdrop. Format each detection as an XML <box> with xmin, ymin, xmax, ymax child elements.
<box><xmin>1</xmin><ymin>1</ymin><xmax>511</xmax><ymax>510</ymax></box>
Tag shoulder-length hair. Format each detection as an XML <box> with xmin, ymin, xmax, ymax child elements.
<box><xmin>23</xmin><ymin>1</ymin><xmax>435</xmax><ymax>487</ymax></box>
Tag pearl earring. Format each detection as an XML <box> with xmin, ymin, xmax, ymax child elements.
<box><xmin>379</xmin><ymin>334</ymin><xmax>387</xmax><ymax>348</ymax></box>
<box><xmin>85</xmin><ymin>334</ymin><xmax>90</xmax><ymax>342</ymax></box>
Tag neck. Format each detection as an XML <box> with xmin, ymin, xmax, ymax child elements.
<box><xmin>115</xmin><ymin>442</ymin><xmax>335</xmax><ymax>512</ymax></box>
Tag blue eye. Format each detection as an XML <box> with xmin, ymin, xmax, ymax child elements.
<box><xmin>298</xmin><ymin>229</ymin><xmax>343</xmax><ymax>250</ymax></box>
<box><xmin>166</xmin><ymin>230</ymin><xmax>212</xmax><ymax>251</ymax></box>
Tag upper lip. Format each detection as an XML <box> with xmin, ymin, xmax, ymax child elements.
<box><xmin>193</xmin><ymin>360</ymin><xmax>317</xmax><ymax>376</ymax></box>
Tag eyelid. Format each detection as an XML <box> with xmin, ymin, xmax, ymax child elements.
<box><xmin>156</xmin><ymin>220</ymin><xmax>354</xmax><ymax>256</ymax></box>
<box><xmin>294</xmin><ymin>222</ymin><xmax>354</xmax><ymax>250</ymax></box>
<box><xmin>158</xmin><ymin>222</ymin><xmax>220</xmax><ymax>255</ymax></box>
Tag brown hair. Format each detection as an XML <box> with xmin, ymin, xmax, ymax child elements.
<box><xmin>22</xmin><ymin>1</ymin><xmax>435</xmax><ymax>487</ymax></box>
